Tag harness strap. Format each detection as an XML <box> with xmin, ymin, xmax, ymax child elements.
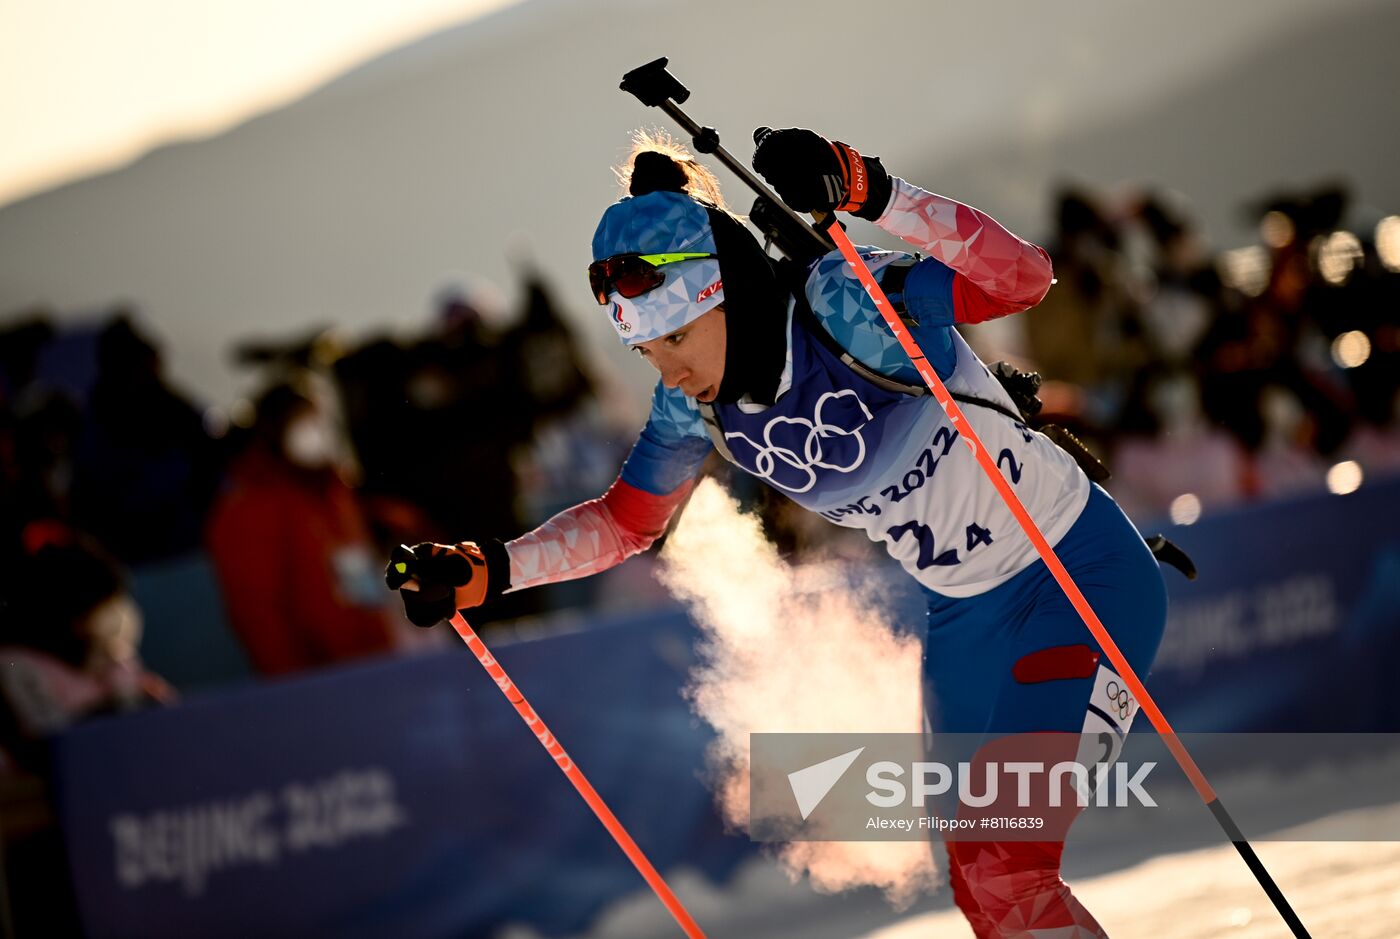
<box><xmin>696</xmin><ymin>401</ymin><xmax>735</xmax><ymax>464</ymax></box>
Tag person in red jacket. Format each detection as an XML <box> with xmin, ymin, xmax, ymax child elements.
<box><xmin>207</xmin><ymin>382</ymin><xmax>405</xmax><ymax>676</ymax></box>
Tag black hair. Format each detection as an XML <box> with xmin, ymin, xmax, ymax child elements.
<box><xmin>614</xmin><ymin>129</ymin><xmax>728</xmax><ymax>208</ymax></box>
<box><xmin>2</xmin><ymin>535</ymin><xmax>127</xmax><ymax>667</ymax></box>
<box><xmin>629</xmin><ymin>150</ymin><xmax>690</xmax><ymax>196</ymax></box>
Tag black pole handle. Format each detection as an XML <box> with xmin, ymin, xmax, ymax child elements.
<box><xmin>620</xmin><ymin>59</ymin><xmax>833</xmax><ymax>261</ymax></box>
<box><xmin>620</xmin><ymin>57</ymin><xmax>690</xmax><ymax>107</ymax></box>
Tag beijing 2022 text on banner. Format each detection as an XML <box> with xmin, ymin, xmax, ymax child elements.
<box><xmin>50</xmin><ymin>611</ymin><xmax>750</xmax><ymax>939</ymax></box>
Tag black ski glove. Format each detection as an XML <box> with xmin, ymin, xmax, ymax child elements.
<box><xmin>751</xmin><ymin>127</ymin><xmax>893</xmax><ymax>221</ymax></box>
<box><xmin>384</xmin><ymin>540</ymin><xmax>510</xmax><ymax>627</ymax></box>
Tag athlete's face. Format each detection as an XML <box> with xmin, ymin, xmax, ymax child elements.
<box><xmin>634</xmin><ymin>305</ymin><xmax>726</xmax><ymax>403</ymax></box>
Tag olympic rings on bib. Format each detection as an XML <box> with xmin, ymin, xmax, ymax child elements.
<box><xmin>723</xmin><ymin>389</ymin><xmax>872</xmax><ymax>493</ymax></box>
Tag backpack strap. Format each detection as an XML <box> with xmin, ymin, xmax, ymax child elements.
<box><xmin>794</xmin><ymin>299</ymin><xmax>929</xmax><ymax>398</ymax></box>
<box><xmin>696</xmin><ymin>401</ymin><xmax>736</xmax><ymax>464</ymax></box>
<box><xmin>780</xmin><ymin>254</ymin><xmax>926</xmax><ymax>396</ymax></box>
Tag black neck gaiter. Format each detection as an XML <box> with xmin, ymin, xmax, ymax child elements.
<box><xmin>708</xmin><ymin>208</ymin><xmax>789</xmax><ymax>407</ymax></box>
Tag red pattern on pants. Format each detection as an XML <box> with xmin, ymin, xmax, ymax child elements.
<box><xmin>922</xmin><ymin>485</ymin><xmax>1168</xmax><ymax>938</ymax></box>
<box><xmin>945</xmin><ymin>839</ymin><xmax>1107</xmax><ymax>938</ymax></box>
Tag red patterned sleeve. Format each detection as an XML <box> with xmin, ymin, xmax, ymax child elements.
<box><xmin>503</xmin><ymin>476</ymin><xmax>695</xmax><ymax>592</ymax></box>
<box><xmin>875</xmin><ymin>177</ymin><xmax>1054</xmax><ymax>322</ymax></box>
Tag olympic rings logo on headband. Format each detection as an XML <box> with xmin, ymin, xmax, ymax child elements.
<box><xmin>724</xmin><ymin>389</ymin><xmax>872</xmax><ymax>493</ymax></box>
<box><xmin>610</xmin><ymin>302</ymin><xmax>633</xmax><ymax>334</ymax></box>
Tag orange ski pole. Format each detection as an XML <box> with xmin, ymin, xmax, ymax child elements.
<box><xmin>448</xmin><ymin>611</ymin><xmax>706</xmax><ymax>939</ymax></box>
<box><xmin>821</xmin><ymin>221</ymin><xmax>1310</xmax><ymax>938</ymax></box>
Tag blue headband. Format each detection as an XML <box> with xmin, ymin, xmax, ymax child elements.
<box><xmin>592</xmin><ymin>191</ymin><xmax>725</xmax><ymax>345</ymax></box>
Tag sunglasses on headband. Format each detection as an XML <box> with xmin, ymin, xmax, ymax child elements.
<box><xmin>588</xmin><ymin>252</ymin><xmax>718</xmax><ymax>305</ymax></box>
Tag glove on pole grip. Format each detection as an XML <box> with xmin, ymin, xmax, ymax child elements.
<box><xmin>385</xmin><ymin>542</ymin><xmax>504</xmax><ymax>627</ymax></box>
<box><xmin>828</xmin><ymin>140</ymin><xmax>871</xmax><ymax>213</ymax></box>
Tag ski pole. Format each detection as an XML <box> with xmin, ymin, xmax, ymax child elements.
<box><xmin>820</xmin><ymin>222</ymin><xmax>1310</xmax><ymax>937</ymax></box>
<box><xmin>448</xmin><ymin>611</ymin><xmax>706</xmax><ymax>939</ymax></box>
<box><xmin>619</xmin><ymin>57</ymin><xmax>1311</xmax><ymax>939</ymax></box>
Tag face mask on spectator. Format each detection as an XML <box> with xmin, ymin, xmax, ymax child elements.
<box><xmin>283</xmin><ymin>416</ymin><xmax>336</xmax><ymax>468</ymax></box>
<box><xmin>80</xmin><ymin>594</ymin><xmax>143</xmax><ymax>670</ymax></box>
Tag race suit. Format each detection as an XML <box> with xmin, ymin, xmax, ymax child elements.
<box><xmin>504</xmin><ymin>178</ymin><xmax>1167</xmax><ymax>938</ymax></box>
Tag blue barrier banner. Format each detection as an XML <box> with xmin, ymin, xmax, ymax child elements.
<box><xmin>52</xmin><ymin>610</ymin><xmax>751</xmax><ymax>938</ymax></box>
<box><xmin>1140</xmin><ymin>475</ymin><xmax>1400</xmax><ymax>731</ymax></box>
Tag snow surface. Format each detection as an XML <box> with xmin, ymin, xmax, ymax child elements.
<box><xmin>501</xmin><ymin>800</ymin><xmax>1400</xmax><ymax>939</ymax></box>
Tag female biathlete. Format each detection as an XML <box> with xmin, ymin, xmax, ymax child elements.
<box><xmin>387</xmin><ymin>128</ymin><xmax>1168</xmax><ymax>938</ymax></box>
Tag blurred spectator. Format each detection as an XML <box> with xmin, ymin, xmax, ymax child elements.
<box><xmin>205</xmin><ymin>380</ymin><xmax>412</xmax><ymax>676</ymax></box>
<box><xmin>1127</xmin><ymin>191</ymin><xmax>1219</xmax><ymax>369</ymax></box>
<box><xmin>1109</xmin><ymin>370</ymin><xmax>1249</xmax><ymax>519</ymax></box>
<box><xmin>1</xmin><ymin>393</ymin><xmax>76</xmax><ymax>558</ymax></box>
<box><xmin>337</xmin><ymin>281</ymin><xmax>531</xmax><ymax>544</ymax></box>
<box><xmin>0</xmin><ymin>531</ymin><xmax>175</xmax><ymax>775</ymax></box>
<box><xmin>1249</xmin><ymin>384</ymin><xmax>1330</xmax><ymax>498</ymax></box>
<box><xmin>507</xmin><ymin>272</ymin><xmax>629</xmax><ymax>518</ymax></box>
<box><xmin>1024</xmin><ymin>187</ymin><xmax>1149</xmax><ymax>405</ymax></box>
<box><xmin>508</xmin><ymin>273</ymin><xmax>598</xmax><ymax>424</ymax></box>
<box><xmin>1197</xmin><ymin>188</ymin><xmax>1354</xmax><ymax>465</ymax></box>
<box><xmin>9</xmin><ymin>392</ymin><xmax>83</xmax><ymax>526</ymax></box>
<box><xmin>0</xmin><ymin>313</ymin><xmax>56</xmax><ymax>409</ymax></box>
<box><xmin>0</xmin><ymin>315</ymin><xmax>69</xmax><ymax>550</ymax></box>
<box><xmin>1004</xmin><ymin>179</ymin><xmax>1400</xmax><ymax>523</ymax></box>
<box><xmin>71</xmin><ymin>313</ymin><xmax>225</xmax><ymax>564</ymax></box>
<box><xmin>335</xmin><ymin>272</ymin><xmax>625</xmax><ymax>623</ymax></box>
<box><xmin>397</xmin><ymin>282</ymin><xmax>534</xmax><ymax>540</ymax></box>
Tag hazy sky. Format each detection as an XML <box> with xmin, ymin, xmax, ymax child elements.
<box><xmin>0</xmin><ymin>0</ymin><xmax>522</xmax><ymax>208</ymax></box>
